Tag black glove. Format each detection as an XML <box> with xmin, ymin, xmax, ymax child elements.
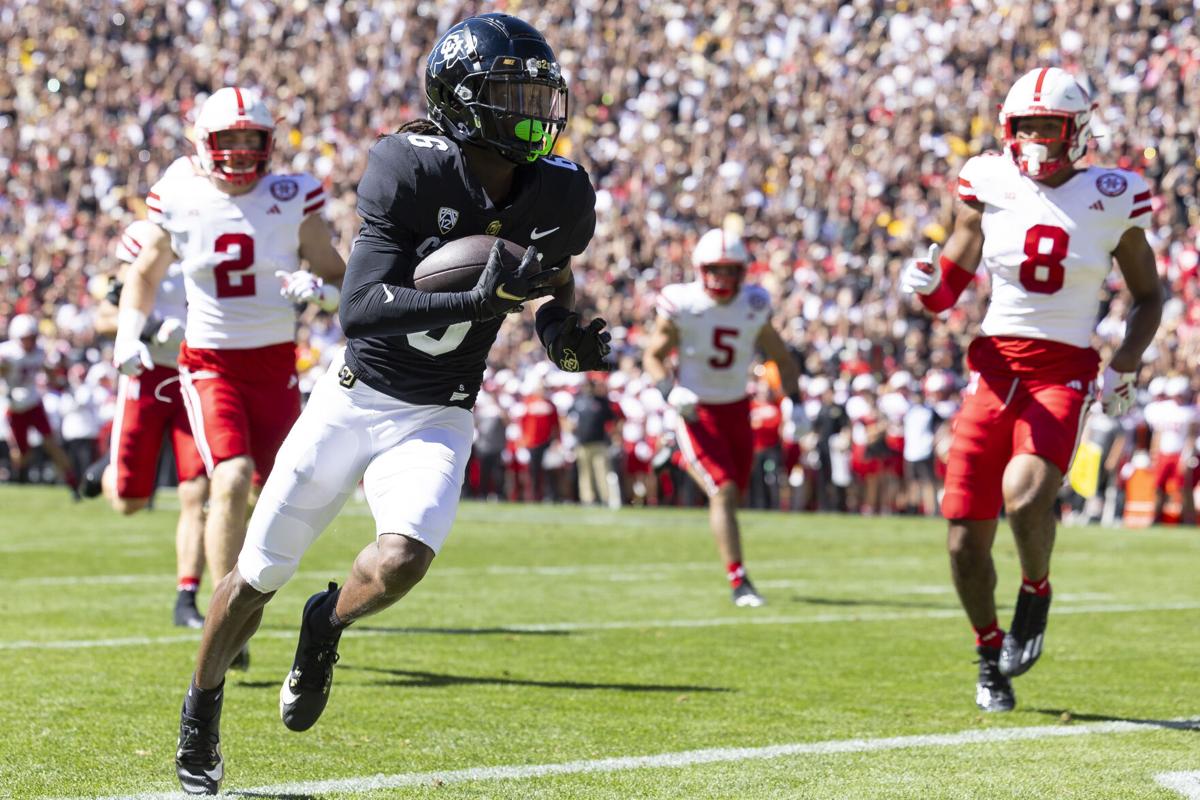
<box><xmin>537</xmin><ymin>306</ymin><xmax>613</xmax><ymax>372</ymax></box>
<box><xmin>469</xmin><ymin>241</ymin><xmax>564</xmax><ymax>321</ymax></box>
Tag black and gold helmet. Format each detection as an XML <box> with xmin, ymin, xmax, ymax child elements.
<box><xmin>425</xmin><ymin>14</ymin><xmax>568</xmax><ymax>164</ymax></box>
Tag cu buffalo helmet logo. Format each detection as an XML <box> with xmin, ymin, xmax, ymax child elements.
<box><xmin>270</xmin><ymin>178</ymin><xmax>299</xmax><ymax>201</ymax></box>
<box><xmin>1095</xmin><ymin>173</ymin><xmax>1128</xmax><ymax>197</ymax></box>
<box><xmin>437</xmin><ymin>207</ymin><xmax>459</xmax><ymax>234</ymax></box>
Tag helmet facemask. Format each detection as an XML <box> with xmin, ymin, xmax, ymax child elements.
<box><xmin>199</xmin><ymin>126</ymin><xmax>273</xmax><ymax>186</ymax></box>
<box><xmin>699</xmin><ymin>262</ymin><xmax>745</xmax><ymax>302</ymax></box>
<box><xmin>1004</xmin><ymin>114</ymin><xmax>1075</xmax><ymax>180</ymax></box>
<box><xmin>435</xmin><ymin>57</ymin><xmax>567</xmax><ymax>164</ymax></box>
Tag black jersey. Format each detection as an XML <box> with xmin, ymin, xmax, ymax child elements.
<box><xmin>339</xmin><ymin>132</ymin><xmax>596</xmax><ymax>408</ymax></box>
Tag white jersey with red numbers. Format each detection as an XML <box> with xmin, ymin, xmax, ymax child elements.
<box><xmin>656</xmin><ymin>281</ymin><xmax>772</xmax><ymax>404</ymax></box>
<box><xmin>0</xmin><ymin>340</ymin><xmax>45</xmax><ymax>412</ymax></box>
<box><xmin>958</xmin><ymin>154</ymin><xmax>1152</xmax><ymax>349</ymax></box>
<box><xmin>146</xmin><ymin>156</ymin><xmax>325</xmax><ymax>349</ymax></box>
<box><xmin>117</xmin><ymin>219</ymin><xmax>187</xmax><ymax>366</ymax></box>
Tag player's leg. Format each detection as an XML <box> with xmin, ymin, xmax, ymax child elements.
<box><xmin>173</xmin><ymin>475</ymin><xmax>209</xmax><ymax>628</ymax></box>
<box><xmin>106</xmin><ymin>371</ymin><xmax>171</xmax><ymax>515</ymax></box>
<box><xmin>176</xmin><ymin>370</ymin><xmax>371</xmax><ymax>794</ymax></box>
<box><xmin>942</xmin><ymin>375</ymin><xmax>1015</xmax><ymax>711</ymax></box>
<box><xmin>278</xmin><ymin>407</ymin><xmax>474</xmax><ymax>732</ymax></box>
<box><xmin>997</xmin><ymin>381</ymin><xmax>1090</xmax><ymax>678</ymax></box>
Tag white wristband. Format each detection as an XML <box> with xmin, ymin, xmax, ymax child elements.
<box><xmin>116</xmin><ymin>308</ymin><xmax>148</xmax><ymax>345</ymax></box>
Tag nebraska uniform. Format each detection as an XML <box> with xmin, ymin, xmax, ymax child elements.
<box><xmin>109</xmin><ymin>220</ymin><xmax>205</xmax><ymax>499</ymax></box>
<box><xmin>1</xmin><ymin>322</ymin><xmax>52</xmax><ymax>455</ymax></box>
<box><xmin>147</xmin><ymin>155</ymin><xmax>323</xmax><ymax>483</ymax></box>
<box><xmin>656</xmin><ymin>280</ymin><xmax>772</xmax><ymax>493</ymax></box>
<box><xmin>942</xmin><ymin>154</ymin><xmax>1153</xmax><ymax>520</ymax></box>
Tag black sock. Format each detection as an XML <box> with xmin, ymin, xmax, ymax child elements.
<box><xmin>307</xmin><ymin>587</ymin><xmax>345</xmax><ymax>641</ymax></box>
<box><xmin>184</xmin><ymin>678</ymin><xmax>224</xmax><ymax>722</ymax></box>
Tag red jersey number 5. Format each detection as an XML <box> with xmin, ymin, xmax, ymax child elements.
<box><xmin>214</xmin><ymin>233</ymin><xmax>256</xmax><ymax>299</ymax></box>
<box><xmin>710</xmin><ymin>327</ymin><xmax>738</xmax><ymax>369</ymax></box>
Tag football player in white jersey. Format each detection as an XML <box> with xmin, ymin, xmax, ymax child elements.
<box><xmin>114</xmin><ymin>87</ymin><xmax>345</xmax><ymax>653</ymax></box>
<box><xmin>901</xmin><ymin>67</ymin><xmax>1163</xmax><ymax>712</ymax></box>
<box><xmin>644</xmin><ymin>227</ymin><xmax>801</xmax><ymax>607</ymax></box>
<box><xmin>91</xmin><ymin>220</ymin><xmax>210</xmax><ymax>628</ymax></box>
<box><xmin>1</xmin><ymin>314</ymin><xmax>80</xmax><ymax>496</ymax></box>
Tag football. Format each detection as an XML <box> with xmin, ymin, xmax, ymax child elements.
<box><xmin>412</xmin><ymin>235</ymin><xmax>530</xmax><ymax>292</ymax></box>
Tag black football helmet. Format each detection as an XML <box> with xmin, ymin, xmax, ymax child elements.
<box><xmin>425</xmin><ymin>13</ymin><xmax>568</xmax><ymax>164</ymax></box>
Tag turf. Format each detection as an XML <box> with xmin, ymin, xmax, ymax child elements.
<box><xmin>0</xmin><ymin>484</ymin><xmax>1197</xmax><ymax>799</ymax></box>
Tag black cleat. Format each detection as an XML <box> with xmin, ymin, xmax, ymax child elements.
<box><xmin>229</xmin><ymin>645</ymin><xmax>250</xmax><ymax>672</ymax></box>
<box><xmin>176</xmin><ymin>694</ymin><xmax>224</xmax><ymax>795</ymax></box>
<box><xmin>999</xmin><ymin>589</ymin><xmax>1051</xmax><ymax>677</ymax></box>
<box><xmin>174</xmin><ymin>591</ymin><xmax>205</xmax><ymax>629</ymax></box>
<box><xmin>280</xmin><ymin>582</ymin><xmax>342</xmax><ymax>732</ymax></box>
<box><xmin>732</xmin><ymin>577</ymin><xmax>766</xmax><ymax>608</ymax></box>
<box><xmin>975</xmin><ymin>646</ymin><xmax>1016</xmax><ymax>712</ymax></box>
<box><xmin>80</xmin><ymin>454</ymin><xmax>109</xmax><ymax>499</ymax></box>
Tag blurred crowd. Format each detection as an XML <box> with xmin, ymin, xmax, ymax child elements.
<box><xmin>2</xmin><ymin>0</ymin><xmax>1198</xmax><ymax>522</ymax></box>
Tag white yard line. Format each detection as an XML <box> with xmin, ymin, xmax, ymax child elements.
<box><xmin>1157</xmin><ymin>772</ymin><xmax>1200</xmax><ymax>799</ymax></box>
<box><xmin>5</xmin><ymin>601</ymin><xmax>1199</xmax><ymax>651</ymax></box>
<box><xmin>59</xmin><ymin>716</ymin><xmax>1199</xmax><ymax>800</ymax></box>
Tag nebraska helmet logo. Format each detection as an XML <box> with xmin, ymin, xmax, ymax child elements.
<box><xmin>1095</xmin><ymin>173</ymin><xmax>1128</xmax><ymax>197</ymax></box>
<box><xmin>270</xmin><ymin>178</ymin><xmax>299</xmax><ymax>201</ymax></box>
<box><xmin>437</xmin><ymin>207</ymin><xmax>459</xmax><ymax>234</ymax></box>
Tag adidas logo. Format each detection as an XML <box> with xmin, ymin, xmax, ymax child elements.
<box><xmin>267</xmin><ymin>205</ymin><xmax>281</xmax><ymax>215</ymax></box>
<box><xmin>1089</xmin><ymin>200</ymin><xmax>1104</xmax><ymax>211</ymax></box>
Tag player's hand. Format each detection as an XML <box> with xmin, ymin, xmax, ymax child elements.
<box><xmin>275</xmin><ymin>270</ymin><xmax>340</xmax><ymax>312</ymax></box>
<box><xmin>114</xmin><ymin>338</ymin><xmax>153</xmax><ymax>376</ymax></box>
<box><xmin>667</xmin><ymin>385</ymin><xmax>699</xmax><ymax>420</ymax></box>
<box><xmin>543</xmin><ymin>313</ymin><xmax>612</xmax><ymax>372</ymax></box>
<box><xmin>901</xmin><ymin>244</ymin><xmax>942</xmax><ymax>296</ymax></box>
<box><xmin>470</xmin><ymin>242</ymin><xmax>560</xmax><ymax>320</ymax></box>
<box><xmin>1099</xmin><ymin>366</ymin><xmax>1137</xmax><ymax>417</ymax></box>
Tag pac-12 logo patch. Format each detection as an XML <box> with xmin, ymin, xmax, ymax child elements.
<box><xmin>1095</xmin><ymin>173</ymin><xmax>1128</xmax><ymax>197</ymax></box>
<box><xmin>271</xmin><ymin>178</ymin><xmax>299</xmax><ymax>201</ymax></box>
<box><xmin>437</xmin><ymin>207</ymin><xmax>459</xmax><ymax>234</ymax></box>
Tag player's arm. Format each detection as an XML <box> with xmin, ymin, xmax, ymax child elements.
<box><xmin>1109</xmin><ymin>227</ymin><xmax>1163</xmax><ymax>373</ymax></box>
<box><xmin>757</xmin><ymin>323</ymin><xmax>801</xmax><ymax>402</ymax></box>
<box><xmin>339</xmin><ymin>139</ymin><xmax>540</xmax><ymax>338</ymax></box>
<box><xmin>298</xmin><ymin>214</ymin><xmax>346</xmax><ymax>286</ymax></box>
<box><xmin>114</xmin><ymin>224</ymin><xmax>175</xmax><ymax>374</ymax></box>
<box><xmin>277</xmin><ymin>214</ymin><xmax>348</xmax><ymax>312</ymax></box>
<box><xmin>1099</xmin><ymin>227</ymin><xmax>1163</xmax><ymax>415</ymax></box>
<box><xmin>901</xmin><ymin>199</ymin><xmax>984</xmax><ymax>312</ymax></box>
<box><xmin>642</xmin><ymin>316</ymin><xmax>680</xmax><ymax>396</ymax></box>
<box><xmin>530</xmin><ymin>260</ymin><xmax>612</xmax><ymax>372</ymax></box>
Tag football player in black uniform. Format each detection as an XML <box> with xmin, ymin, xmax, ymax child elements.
<box><xmin>174</xmin><ymin>14</ymin><xmax>611</xmax><ymax>794</ymax></box>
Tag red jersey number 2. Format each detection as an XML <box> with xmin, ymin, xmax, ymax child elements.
<box><xmin>214</xmin><ymin>233</ymin><xmax>256</xmax><ymax>298</ymax></box>
<box><xmin>1019</xmin><ymin>224</ymin><xmax>1068</xmax><ymax>294</ymax></box>
<box><xmin>710</xmin><ymin>327</ymin><xmax>738</xmax><ymax>369</ymax></box>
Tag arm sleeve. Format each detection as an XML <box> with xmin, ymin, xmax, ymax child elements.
<box><xmin>338</xmin><ymin>137</ymin><xmax>477</xmax><ymax>338</ymax></box>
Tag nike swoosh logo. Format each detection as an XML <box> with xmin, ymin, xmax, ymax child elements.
<box><xmin>382</xmin><ymin>286</ymin><xmax>395</xmax><ymax>303</ymax></box>
<box><xmin>495</xmin><ymin>285</ymin><xmax>525</xmax><ymax>302</ymax></box>
<box><xmin>530</xmin><ymin>227</ymin><xmax>560</xmax><ymax>240</ymax></box>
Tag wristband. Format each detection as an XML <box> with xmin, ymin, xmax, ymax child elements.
<box><xmin>535</xmin><ymin>303</ymin><xmax>572</xmax><ymax>349</ymax></box>
<box><xmin>116</xmin><ymin>308</ymin><xmax>148</xmax><ymax>347</ymax></box>
<box><xmin>918</xmin><ymin>256</ymin><xmax>974</xmax><ymax>313</ymax></box>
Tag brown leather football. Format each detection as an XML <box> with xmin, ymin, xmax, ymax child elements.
<box><xmin>412</xmin><ymin>235</ymin><xmax>531</xmax><ymax>292</ymax></box>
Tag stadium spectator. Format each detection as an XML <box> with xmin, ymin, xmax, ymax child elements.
<box><xmin>568</xmin><ymin>373</ymin><xmax>619</xmax><ymax>507</ymax></box>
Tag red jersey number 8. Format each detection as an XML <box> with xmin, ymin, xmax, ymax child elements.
<box><xmin>1019</xmin><ymin>224</ymin><xmax>1068</xmax><ymax>294</ymax></box>
<box><xmin>214</xmin><ymin>233</ymin><xmax>256</xmax><ymax>299</ymax></box>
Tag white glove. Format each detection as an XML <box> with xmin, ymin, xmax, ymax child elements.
<box><xmin>152</xmin><ymin>317</ymin><xmax>186</xmax><ymax>350</ymax></box>
<box><xmin>667</xmin><ymin>385</ymin><xmax>700</xmax><ymax>420</ymax></box>
<box><xmin>275</xmin><ymin>270</ymin><xmax>340</xmax><ymax>312</ymax></box>
<box><xmin>1099</xmin><ymin>366</ymin><xmax>1137</xmax><ymax>417</ymax></box>
<box><xmin>113</xmin><ymin>309</ymin><xmax>153</xmax><ymax>376</ymax></box>
<box><xmin>900</xmin><ymin>244</ymin><xmax>941</xmax><ymax>296</ymax></box>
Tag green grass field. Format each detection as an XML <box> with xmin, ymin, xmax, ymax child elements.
<box><xmin>1</xmin><ymin>484</ymin><xmax>1198</xmax><ymax>800</ymax></box>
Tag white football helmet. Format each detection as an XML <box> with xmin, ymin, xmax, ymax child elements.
<box><xmin>8</xmin><ymin>313</ymin><xmax>37</xmax><ymax>340</ymax></box>
<box><xmin>193</xmin><ymin>87</ymin><xmax>275</xmax><ymax>186</ymax></box>
<box><xmin>692</xmin><ymin>228</ymin><xmax>750</xmax><ymax>302</ymax></box>
<box><xmin>999</xmin><ymin>67</ymin><xmax>1094</xmax><ymax>179</ymax></box>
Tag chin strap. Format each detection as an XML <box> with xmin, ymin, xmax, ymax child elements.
<box><xmin>919</xmin><ymin>256</ymin><xmax>975</xmax><ymax>313</ymax></box>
